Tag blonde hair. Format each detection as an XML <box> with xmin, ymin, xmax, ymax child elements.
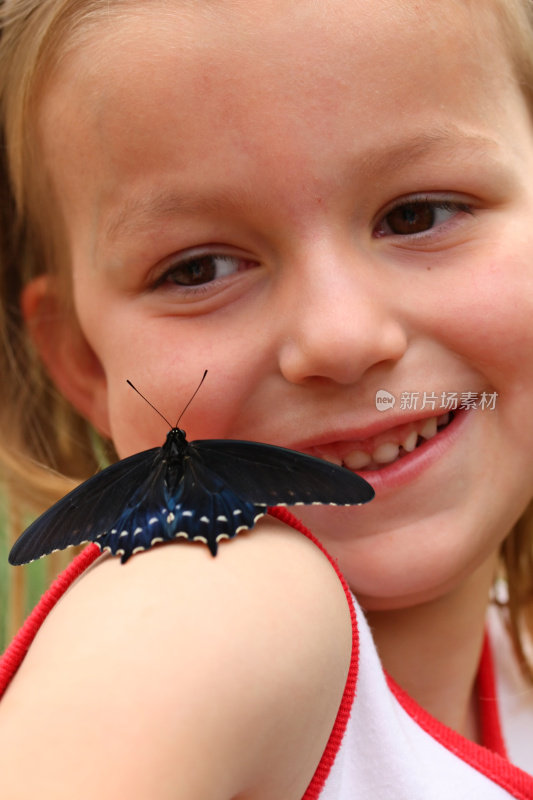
<box><xmin>1</xmin><ymin>0</ymin><xmax>533</xmax><ymax>673</ymax></box>
<box><xmin>0</xmin><ymin>0</ymin><xmax>121</xmax><ymax>508</ymax></box>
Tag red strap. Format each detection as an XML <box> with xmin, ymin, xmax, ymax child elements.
<box><xmin>0</xmin><ymin>544</ymin><xmax>101</xmax><ymax>699</ymax></box>
<box><xmin>267</xmin><ymin>507</ymin><xmax>360</xmax><ymax>799</ymax></box>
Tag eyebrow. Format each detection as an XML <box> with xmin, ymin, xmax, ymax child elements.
<box><xmin>105</xmin><ymin>184</ymin><xmax>256</xmax><ymax>241</ymax></box>
<box><xmin>357</xmin><ymin>127</ymin><xmax>503</xmax><ymax>176</ymax></box>
<box><xmin>104</xmin><ymin>127</ymin><xmax>504</xmax><ymax>240</ymax></box>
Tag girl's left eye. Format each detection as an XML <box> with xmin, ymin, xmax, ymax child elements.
<box><xmin>155</xmin><ymin>253</ymin><xmax>254</xmax><ymax>289</ymax></box>
<box><xmin>374</xmin><ymin>199</ymin><xmax>472</xmax><ymax>238</ymax></box>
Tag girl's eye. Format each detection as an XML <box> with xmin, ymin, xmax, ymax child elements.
<box><xmin>158</xmin><ymin>253</ymin><xmax>251</xmax><ymax>288</ymax></box>
<box><xmin>375</xmin><ymin>199</ymin><xmax>472</xmax><ymax>238</ymax></box>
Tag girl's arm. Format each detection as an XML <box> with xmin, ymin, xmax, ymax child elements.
<box><xmin>0</xmin><ymin>518</ymin><xmax>351</xmax><ymax>800</ymax></box>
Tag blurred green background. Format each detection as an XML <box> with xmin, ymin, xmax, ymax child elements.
<box><xmin>0</xmin><ymin>505</ymin><xmax>71</xmax><ymax>653</ymax></box>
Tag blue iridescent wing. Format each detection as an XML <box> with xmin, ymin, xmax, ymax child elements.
<box><xmin>95</xmin><ymin>449</ymin><xmax>266</xmax><ymax>560</ymax></box>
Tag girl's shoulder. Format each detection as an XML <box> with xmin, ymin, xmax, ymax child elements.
<box><xmin>0</xmin><ymin>516</ymin><xmax>352</xmax><ymax>800</ymax></box>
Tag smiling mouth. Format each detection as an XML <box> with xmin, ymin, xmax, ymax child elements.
<box><xmin>310</xmin><ymin>411</ymin><xmax>455</xmax><ymax>471</ymax></box>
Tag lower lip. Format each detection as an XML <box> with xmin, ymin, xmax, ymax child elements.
<box><xmin>348</xmin><ymin>409</ymin><xmax>469</xmax><ymax>494</ymax></box>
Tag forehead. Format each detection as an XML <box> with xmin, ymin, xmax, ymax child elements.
<box><xmin>35</xmin><ymin>0</ymin><xmax>528</xmax><ymax>242</ymax></box>
<box><xmin>38</xmin><ymin>0</ymin><xmax>519</xmax><ymax>143</ymax></box>
<box><xmin>44</xmin><ymin>0</ymin><xmax>514</xmax><ymax>98</ymax></box>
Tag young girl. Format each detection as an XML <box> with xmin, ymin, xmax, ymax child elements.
<box><xmin>1</xmin><ymin>0</ymin><xmax>533</xmax><ymax>796</ymax></box>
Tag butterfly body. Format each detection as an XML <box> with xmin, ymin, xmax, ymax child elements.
<box><xmin>9</xmin><ymin>429</ymin><xmax>374</xmax><ymax>565</ymax></box>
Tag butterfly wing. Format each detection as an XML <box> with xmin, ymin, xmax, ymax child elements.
<box><xmin>98</xmin><ymin>439</ymin><xmax>367</xmax><ymax>560</ymax></box>
<box><xmin>93</xmin><ymin>449</ymin><xmax>265</xmax><ymax>560</ymax></box>
<box><xmin>9</xmin><ymin>437</ymin><xmax>375</xmax><ymax>566</ymax></box>
<box><xmin>8</xmin><ymin>447</ymin><xmax>161</xmax><ymax>565</ymax></box>
<box><xmin>189</xmin><ymin>439</ymin><xmax>375</xmax><ymax>506</ymax></box>
<box><xmin>8</xmin><ymin>440</ymin><xmax>266</xmax><ymax>564</ymax></box>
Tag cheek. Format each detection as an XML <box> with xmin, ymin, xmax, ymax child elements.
<box><xmin>97</xmin><ymin>326</ymin><xmax>261</xmax><ymax>456</ymax></box>
<box><xmin>420</xmin><ymin>253</ymin><xmax>533</xmax><ymax>385</ymax></box>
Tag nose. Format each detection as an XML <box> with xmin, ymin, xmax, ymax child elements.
<box><xmin>276</xmin><ymin>248</ymin><xmax>408</xmax><ymax>385</ymax></box>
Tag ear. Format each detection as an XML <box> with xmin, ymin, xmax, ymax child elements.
<box><xmin>21</xmin><ymin>275</ymin><xmax>112</xmax><ymax>437</ymax></box>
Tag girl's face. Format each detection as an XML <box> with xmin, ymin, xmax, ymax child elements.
<box><xmin>33</xmin><ymin>0</ymin><xmax>533</xmax><ymax>607</ymax></box>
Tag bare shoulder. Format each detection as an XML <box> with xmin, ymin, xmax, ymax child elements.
<box><xmin>0</xmin><ymin>518</ymin><xmax>352</xmax><ymax>800</ymax></box>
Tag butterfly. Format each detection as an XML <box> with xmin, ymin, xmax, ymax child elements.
<box><xmin>9</xmin><ymin>380</ymin><xmax>374</xmax><ymax>565</ymax></box>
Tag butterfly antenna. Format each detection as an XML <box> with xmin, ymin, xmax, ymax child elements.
<box><xmin>126</xmin><ymin>380</ymin><xmax>173</xmax><ymax>428</ymax></box>
<box><xmin>176</xmin><ymin>370</ymin><xmax>208</xmax><ymax>427</ymax></box>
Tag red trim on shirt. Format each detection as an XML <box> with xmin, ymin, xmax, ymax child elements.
<box><xmin>0</xmin><ymin>544</ymin><xmax>101</xmax><ymax>699</ymax></box>
<box><xmin>267</xmin><ymin>507</ymin><xmax>359</xmax><ymax>800</ymax></box>
<box><xmin>386</xmin><ymin>637</ymin><xmax>533</xmax><ymax>800</ymax></box>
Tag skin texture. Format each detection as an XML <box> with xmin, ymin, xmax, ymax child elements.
<box><xmin>4</xmin><ymin>0</ymin><xmax>533</xmax><ymax>795</ymax></box>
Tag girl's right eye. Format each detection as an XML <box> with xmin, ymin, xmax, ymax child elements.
<box><xmin>154</xmin><ymin>252</ymin><xmax>256</xmax><ymax>290</ymax></box>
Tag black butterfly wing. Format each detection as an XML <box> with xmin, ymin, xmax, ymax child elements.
<box><xmin>9</xmin><ymin>436</ymin><xmax>375</xmax><ymax>566</ymax></box>
<box><xmin>8</xmin><ymin>447</ymin><xmax>161</xmax><ymax>565</ymax></box>
<box><xmin>188</xmin><ymin>439</ymin><xmax>375</xmax><ymax>507</ymax></box>
<box><xmin>8</xmin><ymin>440</ymin><xmax>265</xmax><ymax>564</ymax></box>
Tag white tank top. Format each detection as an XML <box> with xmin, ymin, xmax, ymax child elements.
<box><xmin>265</xmin><ymin>507</ymin><xmax>533</xmax><ymax>800</ymax></box>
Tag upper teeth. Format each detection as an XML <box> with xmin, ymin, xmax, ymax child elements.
<box><xmin>402</xmin><ymin>430</ymin><xmax>418</xmax><ymax>452</ymax></box>
<box><xmin>343</xmin><ymin>412</ymin><xmax>450</xmax><ymax>471</ymax></box>
<box><xmin>419</xmin><ymin>417</ymin><xmax>437</xmax><ymax>440</ymax></box>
